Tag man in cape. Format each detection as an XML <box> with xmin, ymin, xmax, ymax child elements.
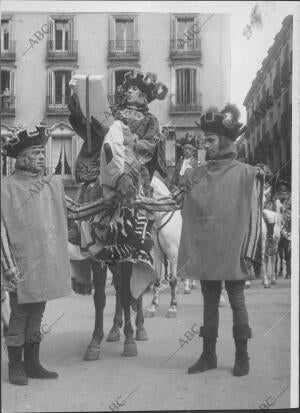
<box><xmin>178</xmin><ymin>104</ymin><xmax>263</xmax><ymax>377</ymax></box>
<box><xmin>1</xmin><ymin>126</ymin><xmax>109</xmax><ymax>385</ymax></box>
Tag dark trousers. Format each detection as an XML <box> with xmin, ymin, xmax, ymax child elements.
<box><xmin>200</xmin><ymin>280</ymin><xmax>250</xmax><ymax>338</ymax></box>
<box><xmin>5</xmin><ymin>293</ymin><xmax>46</xmax><ymax>347</ymax></box>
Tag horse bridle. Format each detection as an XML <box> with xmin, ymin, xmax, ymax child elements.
<box><xmin>153</xmin><ymin>209</ymin><xmax>176</xmax><ymax>255</ymax></box>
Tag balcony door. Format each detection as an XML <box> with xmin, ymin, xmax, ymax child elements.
<box><xmin>115</xmin><ymin>19</ymin><xmax>134</xmax><ymax>52</ymax></box>
<box><xmin>51</xmin><ymin>137</ymin><xmax>73</xmax><ymax>179</ymax></box>
<box><xmin>176</xmin><ymin>18</ymin><xmax>195</xmax><ymax>50</ymax></box>
<box><xmin>176</xmin><ymin>68</ymin><xmax>196</xmax><ymax>106</ymax></box>
<box><xmin>1</xmin><ymin>69</ymin><xmax>14</xmax><ymax>110</ymax></box>
<box><xmin>1</xmin><ymin>19</ymin><xmax>10</xmax><ymax>52</ymax></box>
<box><xmin>48</xmin><ymin>70</ymin><xmax>72</xmax><ymax>106</ymax></box>
<box><xmin>49</xmin><ymin>18</ymin><xmax>73</xmax><ymax>52</ymax></box>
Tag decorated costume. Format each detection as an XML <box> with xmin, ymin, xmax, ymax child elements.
<box><xmin>178</xmin><ymin>105</ymin><xmax>264</xmax><ymax>377</ymax></box>
<box><xmin>68</xmin><ymin>70</ymin><xmax>171</xmax><ymax>297</ymax></box>
<box><xmin>1</xmin><ymin>126</ymin><xmax>110</xmax><ymax>385</ymax></box>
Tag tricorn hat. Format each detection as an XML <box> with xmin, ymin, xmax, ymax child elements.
<box><xmin>122</xmin><ymin>70</ymin><xmax>168</xmax><ymax>103</ymax></box>
<box><xmin>199</xmin><ymin>104</ymin><xmax>244</xmax><ymax>141</ymax></box>
<box><xmin>3</xmin><ymin>125</ymin><xmax>49</xmax><ymax>158</ymax></box>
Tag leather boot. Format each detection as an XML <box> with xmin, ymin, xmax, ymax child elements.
<box><xmin>7</xmin><ymin>346</ymin><xmax>28</xmax><ymax>385</ymax></box>
<box><xmin>24</xmin><ymin>342</ymin><xmax>58</xmax><ymax>379</ymax></box>
<box><xmin>188</xmin><ymin>336</ymin><xmax>217</xmax><ymax>374</ymax></box>
<box><xmin>233</xmin><ymin>325</ymin><xmax>251</xmax><ymax>377</ymax></box>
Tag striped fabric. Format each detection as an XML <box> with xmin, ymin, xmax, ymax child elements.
<box><xmin>65</xmin><ymin>195</ymin><xmax>113</xmax><ymax>220</ymax></box>
<box><xmin>244</xmin><ymin>177</ymin><xmax>264</xmax><ymax>264</ymax></box>
<box><xmin>1</xmin><ymin>217</ymin><xmax>18</xmax><ymax>274</ymax></box>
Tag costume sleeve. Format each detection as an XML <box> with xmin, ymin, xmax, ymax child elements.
<box><xmin>1</xmin><ymin>217</ymin><xmax>19</xmax><ymax>275</ymax></box>
<box><xmin>244</xmin><ymin>176</ymin><xmax>263</xmax><ymax>263</ymax></box>
<box><xmin>65</xmin><ymin>195</ymin><xmax>114</xmax><ymax>220</ymax></box>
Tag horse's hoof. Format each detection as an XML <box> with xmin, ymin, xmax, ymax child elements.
<box><xmin>271</xmin><ymin>279</ymin><xmax>277</xmax><ymax>285</ymax></box>
<box><xmin>184</xmin><ymin>288</ymin><xmax>191</xmax><ymax>294</ymax></box>
<box><xmin>244</xmin><ymin>281</ymin><xmax>251</xmax><ymax>289</ymax></box>
<box><xmin>165</xmin><ymin>308</ymin><xmax>177</xmax><ymax>318</ymax></box>
<box><xmin>264</xmin><ymin>283</ymin><xmax>271</xmax><ymax>289</ymax></box>
<box><xmin>135</xmin><ymin>327</ymin><xmax>148</xmax><ymax>341</ymax></box>
<box><xmin>122</xmin><ymin>339</ymin><xmax>137</xmax><ymax>357</ymax></box>
<box><xmin>83</xmin><ymin>346</ymin><xmax>101</xmax><ymax>361</ymax></box>
<box><xmin>144</xmin><ymin>309</ymin><xmax>155</xmax><ymax>318</ymax></box>
<box><xmin>106</xmin><ymin>327</ymin><xmax>121</xmax><ymax>342</ymax></box>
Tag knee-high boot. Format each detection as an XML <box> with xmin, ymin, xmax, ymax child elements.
<box><xmin>233</xmin><ymin>325</ymin><xmax>252</xmax><ymax>377</ymax></box>
<box><xmin>188</xmin><ymin>327</ymin><xmax>217</xmax><ymax>374</ymax></box>
<box><xmin>24</xmin><ymin>342</ymin><xmax>58</xmax><ymax>379</ymax></box>
<box><xmin>7</xmin><ymin>345</ymin><xmax>28</xmax><ymax>385</ymax></box>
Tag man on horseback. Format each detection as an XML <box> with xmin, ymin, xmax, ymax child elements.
<box><xmin>178</xmin><ymin>104</ymin><xmax>263</xmax><ymax>377</ymax></box>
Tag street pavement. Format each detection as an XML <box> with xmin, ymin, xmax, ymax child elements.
<box><xmin>2</xmin><ymin>277</ymin><xmax>291</xmax><ymax>412</ymax></box>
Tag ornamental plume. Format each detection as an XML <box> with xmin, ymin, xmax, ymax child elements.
<box><xmin>221</xmin><ymin>104</ymin><xmax>241</xmax><ymax>123</ymax></box>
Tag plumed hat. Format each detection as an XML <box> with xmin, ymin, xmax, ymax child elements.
<box><xmin>122</xmin><ymin>70</ymin><xmax>168</xmax><ymax>103</ymax></box>
<box><xmin>3</xmin><ymin>125</ymin><xmax>49</xmax><ymax>158</ymax></box>
<box><xmin>199</xmin><ymin>104</ymin><xmax>244</xmax><ymax>141</ymax></box>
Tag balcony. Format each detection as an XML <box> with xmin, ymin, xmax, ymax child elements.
<box><xmin>170</xmin><ymin>38</ymin><xmax>201</xmax><ymax>60</ymax></box>
<box><xmin>47</xmin><ymin>40</ymin><xmax>78</xmax><ymax>60</ymax></box>
<box><xmin>273</xmin><ymin>76</ymin><xmax>281</xmax><ymax>98</ymax></box>
<box><xmin>46</xmin><ymin>95</ymin><xmax>71</xmax><ymax>115</ymax></box>
<box><xmin>0</xmin><ymin>41</ymin><xmax>16</xmax><ymax>61</ymax></box>
<box><xmin>281</xmin><ymin>104</ymin><xmax>292</xmax><ymax>137</ymax></box>
<box><xmin>1</xmin><ymin>94</ymin><xmax>15</xmax><ymax>115</ymax></box>
<box><xmin>108</xmin><ymin>40</ymin><xmax>140</xmax><ymax>60</ymax></box>
<box><xmin>170</xmin><ymin>94</ymin><xmax>201</xmax><ymax>113</ymax></box>
<box><xmin>272</xmin><ymin>122</ymin><xmax>280</xmax><ymax>144</ymax></box>
<box><xmin>281</xmin><ymin>60</ymin><xmax>290</xmax><ymax>87</ymax></box>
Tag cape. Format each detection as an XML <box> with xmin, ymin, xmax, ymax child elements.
<box><xmin>177</xmin><ymin>159</ymin><xmax>263</xmax><ymax>281</ymax></box>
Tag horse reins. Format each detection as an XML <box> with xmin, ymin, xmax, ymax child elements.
<box><xmin>154</xmin><ymin>209</ymin><xmax>176</xmax><ymax>256</ymax></box>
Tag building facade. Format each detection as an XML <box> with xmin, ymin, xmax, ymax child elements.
<box><xmin>1</xmin><ymin>12</ymin><xmax>230</xmax><ymax>194</ymax></box>
<box><xmin>243</xmin><ymin>15</ymin><xmax>292</xmax><ymax>182</ymax></box>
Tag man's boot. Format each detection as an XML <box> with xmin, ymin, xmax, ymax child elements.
<box><xmin>188</xmin><ymin>327</ymin><xmax>217</xmax><ymax>374</ymax></box>
<box><xmin>7</xmin><ymin>345</ymin><xmax>28</xmax><ymax>385</ymax></box>
<box><xmin>24</xmin><ymin>342</ymin><xmax>58</xmax><ymax>379</ymax></box>
<box><xmin>233</xmin><ymin>325</ymin><xmax>251</xmax><ymax>377</ymax></box>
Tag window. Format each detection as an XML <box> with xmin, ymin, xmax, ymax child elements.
<box><xmin>176</xmin><ymin>68</ymin><xmax>196</xmax><ymax>105</ymax></box>
<box><xmin>1</xmin><ymin>69</ymin><xmax>15</xmax><ymax>111</ymax></box>
<box><xmin>115</xmin><ymin>19</ymin><xmax>134</xmax><ymax>52</ymax></box>
<box><xmin>48</xmin><ymin>70</ymin><xmax>72</xmax><ymax>106</ymax></box>
<box><xmin>50</xmin><ymin>18</ymin><xmax>73</xmax><ymax>51</ymax></box>
<box><xmin>176</xmin><ymin>17</ymin><xmax>195</xmax><ymax>50</ymax></box>
<box><xmin>51</xmin><ymin>137</ymin><xmax>72</xmax><ymax>178</ymax></box>
<box><xmin>1</xmin><ymin>19</ymin><xmax>10</xmax><ymax>51</ymax></box>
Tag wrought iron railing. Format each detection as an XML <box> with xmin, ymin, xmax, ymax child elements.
<box><xmin>1</xmin><ymin>94</ymin><xmax>15</xmax><ymax>114</ymax></box>
<box><xmin>170</xmin><ymin>93</ymin><xmax>202</xmax><ymax>113</ymax></box>
<box><xmin>47</xmin><ymin>40</ymin><xmax>78</xmax><ymax>59</ymax></box>
<box><xmin>0</xmin><ymin>41</ymin><xmax>16</xmax><ymax>60</ymax></box>
<box><xmin>46</xmin><ymin>95</ymin><xmax>71</xmax><ymax>113</ymax></box>
<box><xmin>170</xmin><ymin>38</ymin><xmax>201</xmax><ymax>58</ymax></box>
<box><xmin>108</xmin><ymin>40</ymin><xmax>140</xmax><ymax>58</ymax></box>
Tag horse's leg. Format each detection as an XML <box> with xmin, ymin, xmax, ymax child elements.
<box><xmin>166</xmin><ymin>257</ymin><xmax>177</xmax><ymax>318</ymax></box>
<box><xmin>271</xmin><ymin>254</ymin><xmax>277</xmax><ymax>284</ymax></box>
<box><xmin>184</xmin><ymin>278</ymin><xmax>192</xmax><ymax>294</ymax></box>
<box><xmin>145</xmin><ymin>279</ymin><xmax>160</xmax><ymax>317</ymax></box>
<box><xmin>106</xmin><ymin>265</ymin><xmax>123</xmax><ymax>342</ymax></box>
<box><xmin>135</xmin><ymin>295</ymin><xmax>148</xmax><ymax>341</ymax></box>
<box><xmin>118</xmin><ymin>261</ymin><xmax>137</xmax><ymax>357</ymax></box>
<box><xmin>285</xmin><ymin>240</ymin><xmax>291</xmax><ymax>279</ymax></box>
<box><xmin>83</xmin><ymin>261</ymin><xmax>107</xmax><ymax>361</ymax></box>
<box><xmin>278</xmin><ymin>239</ymin><xmax>284</xmax><ymax>277</ymax></box>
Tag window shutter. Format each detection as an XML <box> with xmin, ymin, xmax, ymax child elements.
<box><xmin>10</xmin><ymin>70</ymin><xmax>15</xmax><ymax>94</ymax></box>
<box><xmin>48</xmin><ymin>17</ymin><xmax>55</xmax><ymax>50</ymax></box>
<box><xmin>48</xmin><ymin>71</ymin><xmax>53</xmax><ymax>105</ymax></box>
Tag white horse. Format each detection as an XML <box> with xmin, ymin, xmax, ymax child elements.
<box><xmin>144</xmin><ymin>175</ymin><xmax>182</xmax><ymax>317</ymax></box>
<box><xmin>261</xmin><ymin>186</ymin><xmax>283</xmax><ymax>288</ymax></box>
<box><xmin>1</xmin><ymin>291</ymin><xmax>10</xmax><ymax>334</ymax></box>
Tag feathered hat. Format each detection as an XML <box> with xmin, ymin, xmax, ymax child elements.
<box><xmin>199</xmin><ymin>104</ymin><xmax>245</xmax><ymax>141</ymax></box>
<box><xmin>2</xmin><ymin>125</ymin><xmax>49</xmax><ymax>158</ymax></box>
<box><xmin>122</xmin><ymin>70</ymin><xmax>168</xmax><ymax>103</ymax></box>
